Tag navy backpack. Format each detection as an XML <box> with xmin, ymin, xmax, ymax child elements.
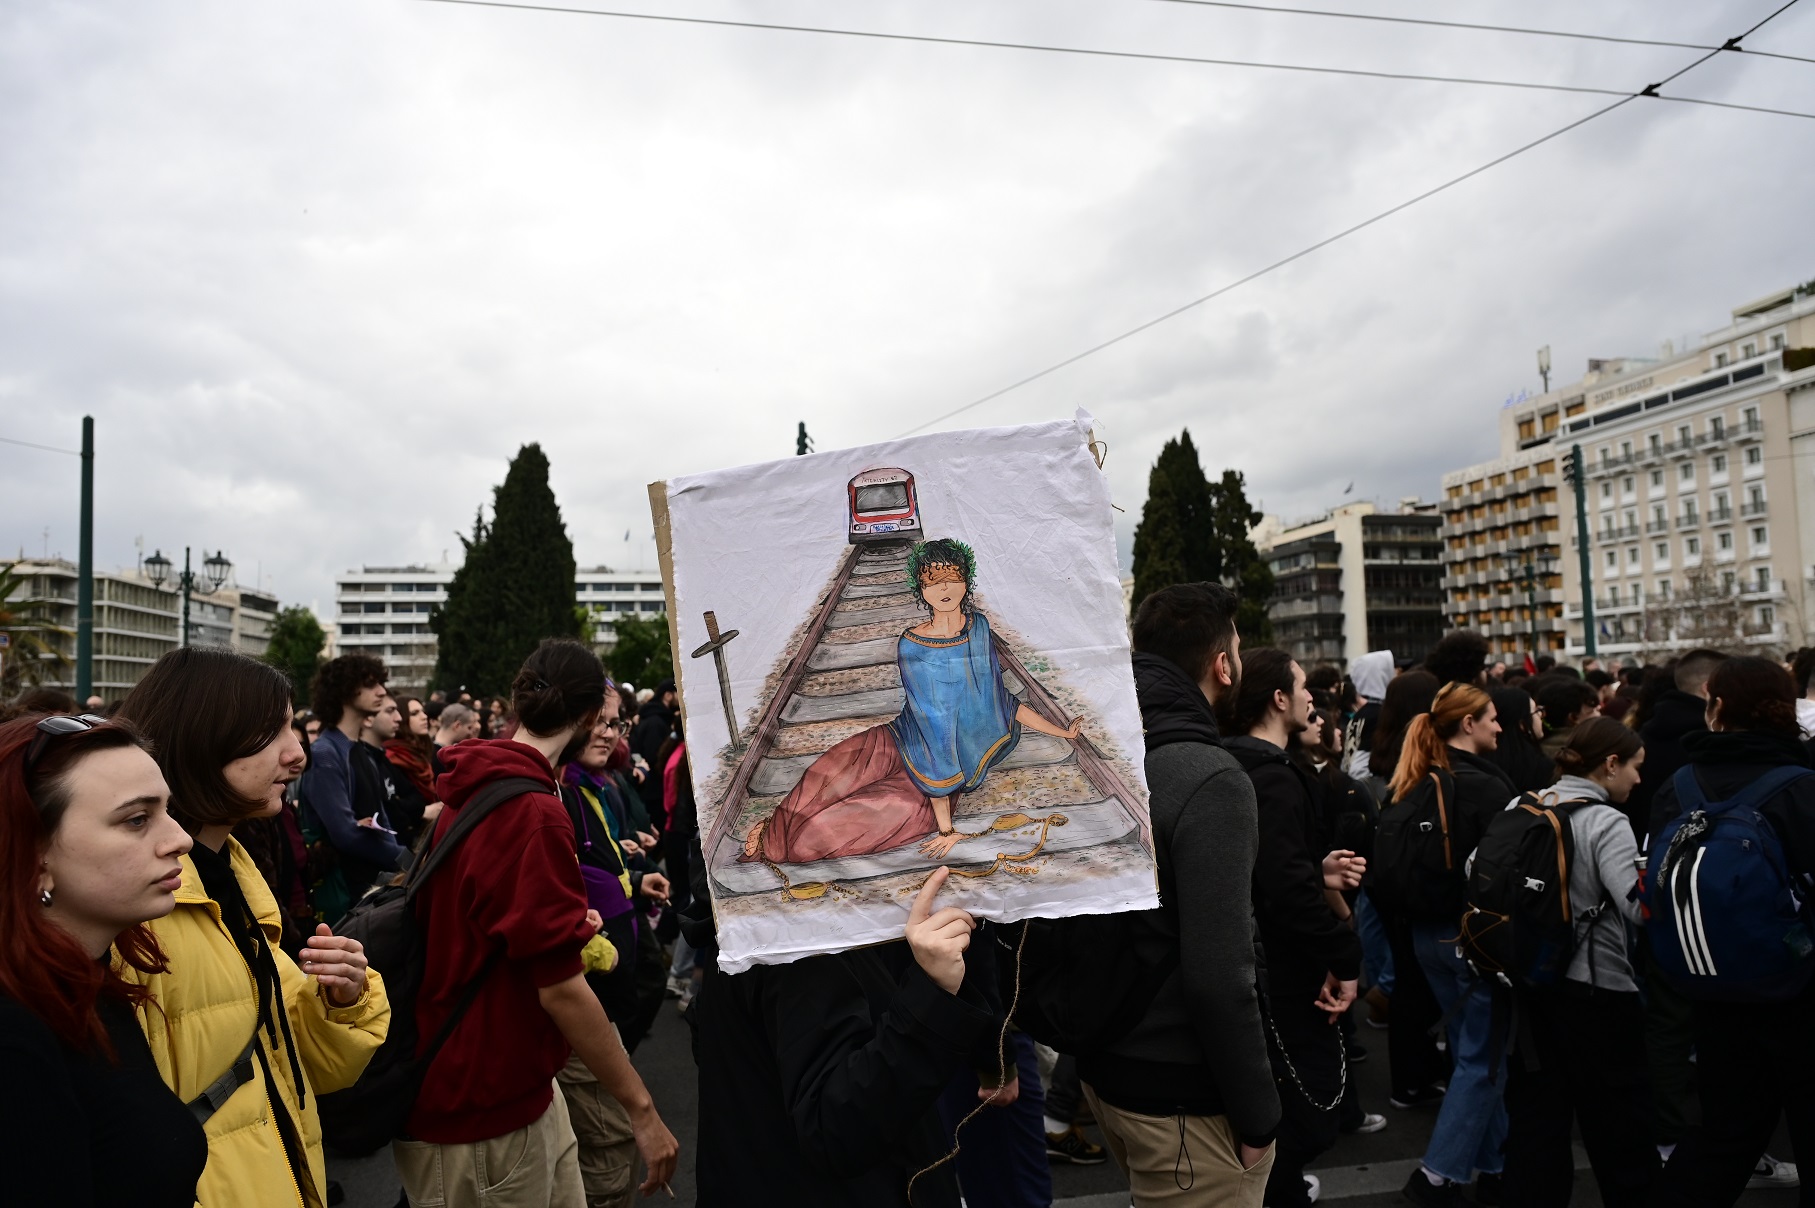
<box><xmin>1645</xmin><ymin>765</ymin><xmax>1815</xmax><ymax>1003</ymax></box>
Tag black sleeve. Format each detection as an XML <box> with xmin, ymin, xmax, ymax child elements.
<box><xmin>1252</xmin><ymin>769</ymin><xmax>1363</xmax><ymax>981</ymax></box>
<box><xmin>0</xmin><ymin>1034</ymin><xmax>96</xmax><ymax>1208</ymax></box>
<box><xmin>1170</xmin><ymin>767</ymin><xmax>1283</xmax><ymax>1146</ymax></box>
<box><xmin>767</xmin><ymin>953</ymin><xmax>994</xmax><ymax>1177</ymax></box>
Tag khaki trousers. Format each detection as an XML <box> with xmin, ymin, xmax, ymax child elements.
<box><xmin>394</xmin><ymin>1089</ymin><xmax>585</xmax><ymax>1208</ymax></box>
<box><xmin>1083</xmin><ymin>1085</ymin><xmax>1275</xmax><ymax>1208</ymax></box>
<box><xmin>556</xmin><ymin>1052</ymin><xmax>639</xmax><ymax>1208</ymax></box>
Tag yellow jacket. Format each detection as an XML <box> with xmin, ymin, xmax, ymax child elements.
<box><xmin>122</xmin><ymin>838</ymin><xmax>390</xmax><ymax>1208</ymax></box>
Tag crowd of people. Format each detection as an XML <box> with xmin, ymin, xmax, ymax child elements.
<box><xmin>0</xmin><ymin>581</ymin><xmax>1811</xmax><ymax>1208</ymax></box>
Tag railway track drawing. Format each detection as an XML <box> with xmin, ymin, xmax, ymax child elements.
<box><xmin>654</xmin><ymin>418</ymin><xmax>1157</xmax><ymax>970</ymax></box>
<box><xmin>697</xmin><ymin>537</ymin><xmax>1152</xmax><ymax>910</ymax></box>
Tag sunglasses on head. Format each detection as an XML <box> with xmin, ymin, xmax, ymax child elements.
<box><xmin>24</xmin><ymin>713</ymin><xmax>109</xmax><ymax>776</ymax></box>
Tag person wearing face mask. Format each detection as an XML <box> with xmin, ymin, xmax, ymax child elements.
<box><xmin>116</xmin><ymin>648</ymin><xmax>391</xmax><ymax>1208</ymax></box>
<box><xmin>1499</xmin><ymin>717</ymin><xmax>1656</xmax><ymax>1208</ymax></box>
<box><xmin>0</xmin><ymin>712</ymin><xmax>207</xmax><ymax>1207</ymax></box>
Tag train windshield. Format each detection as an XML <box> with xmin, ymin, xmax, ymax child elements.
<box><xmin>854</xmin><ymin>482</ymin><xmax>910</xmax><ymax>513</ymax></box>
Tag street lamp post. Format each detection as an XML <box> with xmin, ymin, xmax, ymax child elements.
<box><xmin>144</xmin><ymin>547</ymin><xmax>233</xmax><ymax>647</ymax></box>
<box><xmin>1538</xmin><ymin>345</ymin><xmax>1552</xmax><ymax>395</ymax></box>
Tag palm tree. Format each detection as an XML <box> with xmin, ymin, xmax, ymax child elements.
<box><xmin>0</xmin><ymin>562</ymin><xmax>73</xmax><ymax>696</ymax></box>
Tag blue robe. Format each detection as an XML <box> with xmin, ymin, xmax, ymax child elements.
<box><xmin>888</xmin><ymin>611</ymin><xmax>1021</xmax><ymax>797</ymax></box>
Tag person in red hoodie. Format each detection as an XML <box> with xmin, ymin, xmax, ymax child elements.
<box><xmin>395</xmin><ymin>640</ymin><xmax>679</xmax><ymax>1208</ymax></box>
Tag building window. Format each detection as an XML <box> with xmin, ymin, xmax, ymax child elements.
<box><xmin>1718</xmin><ymin>531</ymin><xmax>1734</xmax><ymax>551</ymax></box>
<box><xmin>1650</xmin><ymin>469</ymin><xmax>1664</xmax><ymax>487</ymax></box>
<box><xmin>1601</xmin><ymin>482</ymin><xmax>1613</xmax><ymax>500</ymax></box>
<box><xmin>1752</xmin><ymin>525</ymin><xmax>1768</xmax><ymax>547</ymax></box>
<box><xmin>1746</xmin><ymin>446</ymin><xmax>1763</xmax><ymax>466</ymax></box>
<box><xmin>1655</xmin><ymin>542</ymin><xmax>1668</xmax><ymax>560</ymax></box>
<box><xmin>1657</xmin><ymin>580</ymin><xmax>1672</xmax><ymax>601</ymax></box>
<box><xmin>1742</xmin><ymin>342</ymin><xmax>1756</xmax><ymax>358</ymax></box>
<box><xmin>1713</xmin><ymin>454</ymin><xmax>1727</xmax><ymax>474</ymax></box>
<box><xmin>1761</xmin><ymin>605</ymin><xmax>1776</xmax><ymax>626</ymax></box>
<box><xmin>1686</xmin><ymin>536</ymin><xmax>1701</xmax><ymax>556</ymax></box>
<box><xmin>1744</xmin><ymin>405</ymin><xmax>1759</xmax><ymax>426</ymax></box>
<box><xmin>1623</xmin><ymin>476</ymin><xmax>1635</xmax><ymax>495</ymax></box>
<box><xmin>1677</xmin><ymin>424</ymin><xmax>1691</xmax><ymax>444</ymax></box>
<box><xmin>1722</xmin><ymin>571</ymin><xmax>1737</xmax><ymax>593</ymax></box>
<box><xmin>1628</xmin><ymin>546</ymin><xmax>1640</xmax><ymax>565</ymax></box>
<box><xmin>1608</xmin><ymin>585</ymin><xmax>1620</xmax><ymax>606</ymax></box>
<box><xmin>1711</xmin><ymin>416</ymin><xmax>1726</xmax><ymax>439</ymax></box>
<box><xmin>1756</xmin><ymin>567</ymin><xmax>1772</xmax><ymax>590</ymax></box>
<box><xmin>1749</xmin><ymin>486</ymin><xmax>1765</xmax><ymax>509</ymax></box>
<box><xmin>1773</xmin><ymin>333</ymin><xmax>1787</xmax><ymax>350</ymax></box>
<box><xmin>1680</xmin><ymin>462</ymin><xmax>1695</xmax><ymax>483</ymax></box>
<box><xmin>1605</xmin><ymin>550</ymin><xmax>1618</xmax><ymax>569</ymax></box>
<box><xmin>1715</xmin><ymin>351</ymin><xmax>1729</xmax><ymax>367</ymax></box>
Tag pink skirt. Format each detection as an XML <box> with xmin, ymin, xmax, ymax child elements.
<box><xmin>754</xmin><ymin>726</ymin><xmax>936</xmax><ymax>863</ymax></box>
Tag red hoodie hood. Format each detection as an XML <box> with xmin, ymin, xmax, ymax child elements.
<box><xmin>435</xmin><ymin>738</ymin><xmax>560</xmax><ymax>808</ymax></box>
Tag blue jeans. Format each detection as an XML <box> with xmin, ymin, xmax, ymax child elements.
<box><xmin>936</xmin><ymin>1030</ymin><xmax>1053</xmax><ymax>1208</ymax></box>
<box><xmin>1356</xmin><ymin>891</ymin><xmax>1394</xmax><ymax>996</ymax></box>
<box><xmin>1413</xmin><ymin>922</ymin><xmax>1508</xmax><ymax>1183</ymax></box>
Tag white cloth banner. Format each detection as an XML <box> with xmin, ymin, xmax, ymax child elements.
<box><xmin>651</xmin><ymin>412</ymin><xmax>1157</xmax><ymax>973</ymax></box>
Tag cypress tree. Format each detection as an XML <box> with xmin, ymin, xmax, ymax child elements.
<box><xmin>431</xmin><ymin>444</ymin><xmax>579</xmax><ymax>694</ymax></box>
<box><xmin>1131</xmin><ymin>430</ymin><xmax>1215</xmax><ymax>608</ymax></box>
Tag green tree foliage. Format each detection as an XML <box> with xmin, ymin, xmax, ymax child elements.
<box><xmin>1209</xmin><ymin>469</ymin><xmax>1275</xmax><ymax>643</ymax></box>
<box><xmin>431</xmin><ymin>444</ymin><xmax>579</xmax><ymax>694</ymax></box>
<box><xmin>602</xmin><ymin>614</ymin><xmax>674</xmax><ymax>690</ymax></box>
<box><xmin>1130</xmin><ymin>435</ymin><xmax>1274</xmax><ymax>641</ymax></box>
<box><xmin>1131</xmin><ymin>431</ymin><xmax>1215</xmax><ymax>607</ymax></box>
<box><xmin>264</xmin><ymin>605</ymin><xmax>326</xmax><ymax>704</ymax></box>
<box><xmin>0</xmin><ymin>562</ymin><xmax>71</xmax><ymax>697</ymax></box>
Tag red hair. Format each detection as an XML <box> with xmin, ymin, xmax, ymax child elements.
<box><xmin>0</xmin><ymin>714</ymin><xmax>170</xmax><ymax>1054</ymax></box>
<box><xmin>1388</xmin><ymin>682</ymin><xmax>1494</xmax><ymax>802</ymax></box>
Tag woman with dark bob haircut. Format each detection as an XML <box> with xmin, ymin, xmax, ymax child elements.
<box><xmin>116</xmin><ymin>647</ymin><xmax>390</xmax><ymax>1208</ymax></box>
<box><xmin>1647</xmin><ymin>656</ymin><xmax>1815</xmax><ymax>1208</ymax></box>
<box><xmin>0</xmin><ymin>712</ymin><xmax>207</xmax><ymax>1206</ymax></box>
<box><xmin>1500</xmin><ymin>716</ymin><xmax>1656</xmax><ymax>1208</ymax></box>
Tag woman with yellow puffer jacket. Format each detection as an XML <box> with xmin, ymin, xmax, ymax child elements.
<box><xmin>118</xmin><ymin>649</ymin><xmax>390</xmax><ymax>1208</ymax></box>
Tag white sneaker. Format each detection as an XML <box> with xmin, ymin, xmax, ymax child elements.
<box><xmin>1751</xmin><ymin>1155</ymin><xmax>1800</xmax><ymax>1190</ymax></box>
<box><xmin>1304</xmin><ymin>1173</ymin><xmax>1320</xmax><ymax>1203</ymax></box>
<box><xmin>1345</xmin><ymin>1112</ymin><xmax>1387</xmax><ymax>1135</ymax></box>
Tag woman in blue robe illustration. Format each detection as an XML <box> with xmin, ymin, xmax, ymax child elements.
<box><xmin>743</xmin><ymin>538</ymin><xmax>1083</xmax><ymax>865</ymax></box>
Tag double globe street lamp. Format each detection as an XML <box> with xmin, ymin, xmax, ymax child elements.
<box><xmin>144</xmin><ymin>547</ymin><xmax>233</xmax><ymax>648</ymax></box>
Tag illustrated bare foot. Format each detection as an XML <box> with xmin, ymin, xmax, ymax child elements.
<box><xmin>742</xmin><ymin>820</ymin><xmax>766</xmax><ymax>860</ymax></box>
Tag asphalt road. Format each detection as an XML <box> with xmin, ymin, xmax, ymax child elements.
<box><xmin>329</xmin><ymin>998</ymin><xmax>1800</xmax><ymax>1208</ymax></box>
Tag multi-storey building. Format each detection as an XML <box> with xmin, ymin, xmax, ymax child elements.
<box><xmin>1439</xmin><ymin>447</ymin><xmax>1567</xmax><ymax>660</ymax></box>
<box><xmin>1477</xmin><ymin>282</ymin><xmax>1815</xmax><ymax>660</ymax></box>
<box><xmin>1252</xmin><ymin>500</ymin><xmax>1445</xmax><ymax>669</ymax></box>
<box><xmin>3</xmin><ymin>558</ymin><xmax>280</xmax><ymax>699</ymax></box>
<box><xmin>334</xmin><ymin>563</ymin><xmax>668</xmax><ymax>692</ymax></box>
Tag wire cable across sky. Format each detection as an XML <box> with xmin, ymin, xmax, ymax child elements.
<box><xmin>1143</xmin><ymin>0</ymin><xmax>1815</xmax><ymax>67</ymax></box>
<box><xmin>405</xmin><ymin>0</ymin><xmax>1815</xmax><ymax>120</ymax></box>
<box><xmin>894</xmin><ymin>0</ymin><xmax>1806</xmax><ymax>437</ymax></box>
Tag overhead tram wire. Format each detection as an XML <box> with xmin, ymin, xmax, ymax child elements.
<box><xmin>404</xmin><ymin>0</ymin><xmax>1815</xmax><ymax>119</ymax></box>
<box><xmin>1142</xmin><ymin>0</ymin><xmax>1815</xmax><ymax>67</ymax></box>
<box><xmin>894</xmin><ymin>0</ymin><xmax>1806</xmax><ymax>438</ymax></box>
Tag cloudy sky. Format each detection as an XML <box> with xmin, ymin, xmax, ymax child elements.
<box><xmin>3</xmin><ymin>0</ymin><xmax>1811</xmax><ymax>612</ymax></box>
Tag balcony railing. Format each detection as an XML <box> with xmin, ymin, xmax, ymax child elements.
<box><xmin>1707</xmin><ymin>507</ymin><xmax>1734</xmax><ymax>524</ymax></box>
<box><xmin>1733</xmin><ymin>417</ymin><xmax>1764</xmax><ymax>442</ymax></box>
<box><xmin>1740</xmin><ymin>500</ymin><xmax>1768</xmax><ymax>518</ymax></box>
<box><xmin>1676</xmin><ymin>513</ymin><xmax>1701</xmax><ymax>530</ymax></box>
<box><xmin>1645</xmin><ymin>519</ymin><xmax>1671</xmax><ymax>534</ymax></box>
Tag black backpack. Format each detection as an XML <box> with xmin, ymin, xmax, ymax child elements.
<box><xmin>996</xmin><ymin>911</ymin><xmax>1179</xmax><ymax>1055</ymax></box>
<box><xmin>316</xmin><ymin>776</ymin><xmax>548</xmax><ymax>1156</ymax></box>
<box><xmin>1370</xmin><ymin>770</ymin><xmax>1464</xmax><ymax>922</ymax></box>
<box><xmin>1457</xmin><ymin>793</ymin><xmax>1601</xmax><ymax>987</ymax></box>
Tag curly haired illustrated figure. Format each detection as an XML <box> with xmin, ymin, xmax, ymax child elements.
<box><xmin>742</xmin><ymin>538</ymin><xmax>1084</xmax><ymax>865</ymax></box>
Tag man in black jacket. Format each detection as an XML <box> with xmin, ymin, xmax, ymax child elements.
<box><xmin>693</xmin><ymin>866</ymin><xmax>996</xmax><ymax>1207</ymax></box>
<box><xmin>1077</xmin><ymin>582</ymin><xmax>1281</xmax><ymax>1207</ymax></box>
<box><xmin>1225</xmin><ymin>648</ymin><xmax>1364</xmax><ymax>1208</ymax></box>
